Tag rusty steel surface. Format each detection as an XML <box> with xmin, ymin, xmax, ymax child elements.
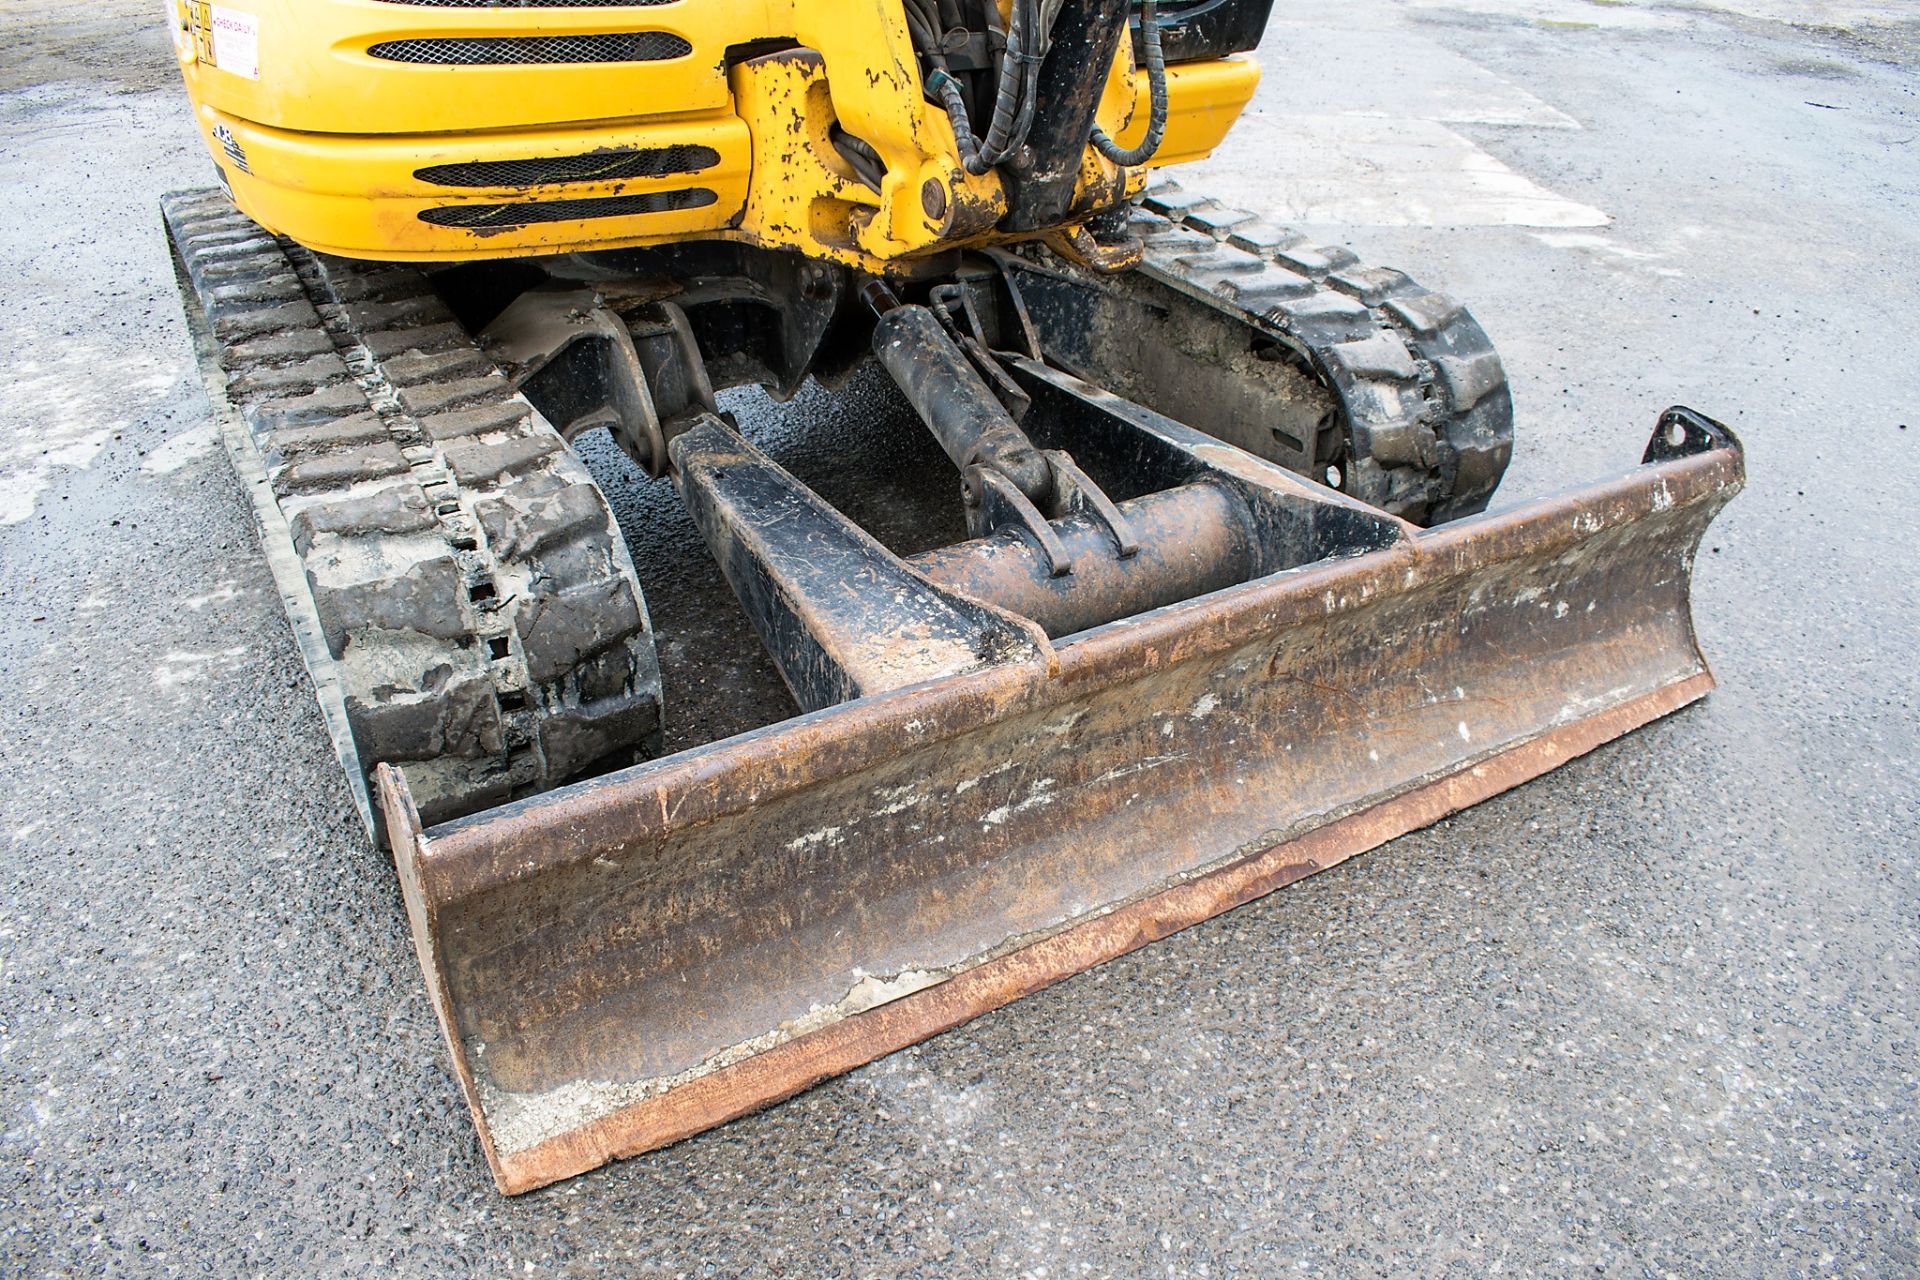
<box><xmin>377</xmin><ymin>417</ymin><xmax>1742</xmax><ymax>1194</ymax></box>
<box><xmin>668</xmin><ymin>413</ymin><xmax>1050</xmax><ymax>711</ymax></box>
<box><xmin>910</xmin><ymin>480</ymin><xmax>1255</xmax><ymax>637</ymax></box>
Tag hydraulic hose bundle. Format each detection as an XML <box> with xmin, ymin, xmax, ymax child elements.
<box><xmin>910</xmin><ymin>0</ymin><xmax>1168</xmax><ymax>175</ymax></box>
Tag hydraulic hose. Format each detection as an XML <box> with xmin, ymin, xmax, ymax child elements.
<box><xmin>927</xmin><ymin>0</ymin><xmax>1062</xmax><ymax>176</ymax></box>
<box><xmin>1090</xmin><ymin>0</ymin><xmax>1167</xmax><ymax>167</ymax></box>
<box><xmin>970</xmin><ymin>0</ymin><xmax>1036</xmax><ymax>171</ymax></box>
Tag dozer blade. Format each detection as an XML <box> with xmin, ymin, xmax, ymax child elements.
<box><xmin>377</xmin><ymin>405</ymin><xmax>1742</xmax><ymax>1194</ymax></box>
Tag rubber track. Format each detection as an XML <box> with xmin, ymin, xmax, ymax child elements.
<box><xmin>162</xmin><ymin>190</ymin><xmax>662</xmax><ymax>832</ymax></box>
<box><xmin>1131</xmin><ymin>178</ymin><xmax>1514</xmax><ymax>523</ymax></box>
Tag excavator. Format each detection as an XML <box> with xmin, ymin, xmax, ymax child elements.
<box><xmin>159</xmin><ymin>0</ymin><xmax>1742</xmax><ymax>1193</ymax></box>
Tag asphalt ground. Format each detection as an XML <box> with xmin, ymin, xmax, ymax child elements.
<box><xmin>2</xmin><ymin>2</ymin><xmax>1916</xmax><ymax>1275</ymax></box>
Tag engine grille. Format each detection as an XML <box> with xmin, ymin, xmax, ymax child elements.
<box><xmin>418</xmin><ymin>189</ymin><xmax>718</xmax><ymax>228</ymax></box>
<box><xmin>369</xmin><ymin>32</ymin><xmax>692</xmax><ymax>64</ymax></box>
<box><xmin>416</xmin><ymin>146</ymin><xmax>720</xmax><ymax>189</ymax></box>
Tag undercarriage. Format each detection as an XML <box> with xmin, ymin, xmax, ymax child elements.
<box><xmin>163</xmin><ymin>176</ymin><xmax>1529</xmax><ymax>827</ymax></box>
<box><xmin>164</xmin><ymin>177</ymin><xmax>1741</xmax><ymax>1192</ymax></box>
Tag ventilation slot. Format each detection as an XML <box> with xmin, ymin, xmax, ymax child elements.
<box><xmin>416</xmin><ymin>146</ymin><xmax>720</xmax><ymax>189</ymax></box>
<box><xmin>419</xmin><ymin>189</ymin><xmax>718</xmax><ymax>228</ymax></box>
<box><xmin>369</xmin><ymin>32</ymin><xmax>692</xmax><ymax>65</ymax></box>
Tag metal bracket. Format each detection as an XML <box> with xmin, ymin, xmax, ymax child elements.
<box><xmin>967</xmin><ymin>464</ymin><xmax>1075</xmax><ymax>577</ymax></box>
<box><xmin>481</xmin><ymin>286</ymin><xmax>715</xmax><ymax>477</ymax></box>
<box><xmin>1044</xmin><ymin>450</ymin><xmax>1138</xmax><ymax>558</ymax></box>
<box><xmin>1644</xmin><ymin>405</ymin><xmax>1740</xmax><ymax>464</ymax></box>
<box><xmin>1041</xmin><ymin>224</ymin><xmax>1146</xmax><ymax>275</ymax></box>
<box><xmin>982</xmin><ymin>252</ymin><xmax>1046</xmax><ymax>361</ymax></box>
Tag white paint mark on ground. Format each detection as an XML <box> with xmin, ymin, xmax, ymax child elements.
<box><xmin>0</xmin><ymin>349</ymin><xmax>176</xmax><ymax>524</ymax></box>
<box><xmin>1403</xmin><ymin>0</ymin><xmax>1688</xmax><ymax>29</ymax></box>
<box><xmin>141</xmin><ymin>423</ymin><xmax>214</xmax><ymax>475</ymax></box>
<box><xmin>1175</xmin><ymin>0</ymin><xmax>1611</xmax><ymax>228</ymax></box>
<box><xmin>1400</xmin><ymin>0</ymin><xmax>1910</xmax><ymax>34</ymax></box>
<box><xmin>152</xmin><ymin>647</ymin><xmax>246</xmax><ymax>692</ymax></box>
<box><xmin>1533</xmin><ymin>229</ymin><xmax>1687</xmax><ymax>277</ymax></box>
<box><xmin>858</xmin><ymin>1050</ymin><xmax>994</xmax><ymax>1133</ymax></box>
<box><xmin>1186</xmin><ymin>114</ymin><xmax>1609</xmax><ymax>228</ymax></box>
<box><xmin>1534</xmin><ymin>231</ymin><xmax>1659</xmax><ymax>258</ymax></box>
<box><xmin>181</xmin><ymin>582</ymin><xmax>243</xmax><ymax>611</ymax></box>
<box><xmin>1261</xmin><ymin>12</ymin><xmax>1583</xmax><ymax>129</ymax></box>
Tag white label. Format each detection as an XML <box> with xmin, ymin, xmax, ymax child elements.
<box><xmin>208</xmin><ymin>5</ymin><xmax>260</xmax><ymax>81</ymax></box>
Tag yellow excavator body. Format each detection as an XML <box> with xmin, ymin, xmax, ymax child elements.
<box><xmin>161</xmin><ymin>0</ymin><xmax>1255</xmax><ymax>266</ymax></box>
